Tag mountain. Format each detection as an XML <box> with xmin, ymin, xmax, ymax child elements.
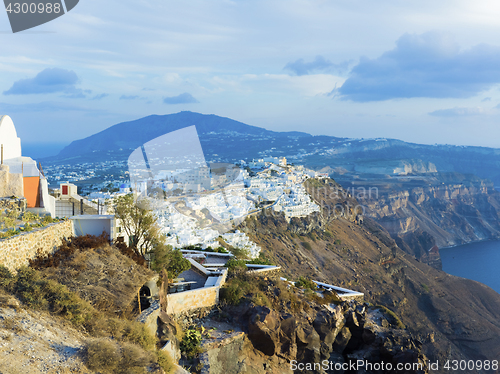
<box><xmin>54</xmin><ymin>111</ymin><xmax>311</xmax><ymax>161</ymax></box>
<box><xmin>49</xmin><ymin>111</ymin><xmax>500</xmax><ymax>186</ymax></box>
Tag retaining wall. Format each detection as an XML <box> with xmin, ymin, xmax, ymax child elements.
<box><xmin>0</xmin><ymin>220</ymin><xmax>74</xmax><ymax>273</ymax></box>
<box><xmin>166</xmin><ymin>286</ymin><xmax>219</xmax><ymax>315</ymax></box>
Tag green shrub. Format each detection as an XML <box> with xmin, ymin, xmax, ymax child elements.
<box><xmin>85</xmin><ymin>338</ymin><xmax>156</xmax><ymax>374</ymax></box>
<box><xmin>41</xmin><ymin>215</ymin><xmax>57</xmax><ymax>225</ymax></box>
<box><xmin>220</xmin><ymin>280</ymin><xmax>246</xmax><ymax>305</ymax></box>
<box><xmin>334</xmin><ymin>239</ymin><xmax>342</xmax><ymax>245</ymax></box>
<box><xmin>300</xmin><ymin>241</ymin><xmax>312</xmax><ymax>251</ymax></box>
<box><xmin>247</xmin><ymin>254</ymin><xmax>272</xmax><ymax>265</ymax></box>
<box><xmin>251</xmin><ymin>291</ymin><xmax>272</xmax><ymax>308</ymax></box>
<box><xmin>224</xmin><ymin>258</ymin><xmax>247</xmax><ymax>273</ymax></box>
<box><xmin>0</xmin><ymin>266</ymin><xmax>14</xmax><ymax>288</ymax></box>
<box><xmin>20</xmin><ymin>223</ymin><xmax>32</xmax><ymax>232</ymax></box>
<box><xmin>155</xmin><ymin>351</ymin><xmax>175</xmax><ymax>374</ymax></box>
<box><xmin>306</xmin><ymin>290</ymin><xmax>342</xmax><ymax>305</ymax></box>
<box><xmin>375</xmin><ymin>305</ymin><xmax>405</xmax><ymax>329</ymax></box>
<box><xmin>307</xmin><ymin>232</ymin><xmax>317</xmax><ymax>242</ymax></box>
<box><xmin>295</xmin><ymin>276</ymin><xmax>317</xmax><ymax>290</ymax></box>
<box><xmin>122</xmin><ymin>321</ymin><xmax>156</xmax><ymax>350</ymax></box>
<box><xmin>119</xmin><ymin>342</ymin><xmax>155</xmax><ymax>374</ymax></box>
<box><xmin>230</xmin><ymin>246</ymin><xmax>250</xmax><ymax>259</ymax></box>
<box><xmin>156</xmin><ymin>350</ymin><xmax>175</xmax><ymax>374</ymax></box>
<box><xmin>421</xmin><ymin>283</ymin><xmax>430</xmax><ymax>293</ymax></box>
<box><xmin>150</xmin><ymin>249</ymin><xmax>190</xmax><ymax>278</ymax></box>
<box><xmin>180</xmin><ymin>327</ymin><xmax>203</xmax><ymax>359</ymax></box>
<box><xmin>85</xmin><ymin>338</ymin><xmax>121</xmax><ymax>373</ymax></box>
<box><xmin>22</xmin><ymin>212</ymin><xmax>39</xmax><ymax>222</ymax></box>
<box><xmin>10</xmin><ymin>267</ymin><xmax>93</xmax><ymax>326</ymax></box>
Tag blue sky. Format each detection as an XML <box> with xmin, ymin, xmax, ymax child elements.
<box><xmin>2</xmin><ymin>0</ymin><xmax>500</xmax><ymax>148</ymax></box>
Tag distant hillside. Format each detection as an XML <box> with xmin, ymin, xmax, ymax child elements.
<box><xmin>55</xmin><ymin>111</ymin><xmax>311</xmax><ymax>160</ymax></box>
<box><xmin>46</xmin><ymin>111</ymin><xmax>500</xmax><ymax>185</ymax></box>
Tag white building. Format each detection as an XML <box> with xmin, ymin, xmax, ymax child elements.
<box><xmin>0</xmin><ymin>115</ymin><xmax>55</xmax><ymax>217</ymax></box>
<box><xmin>0</xmin><ymin>115</ymin><xmax>21</xmax><ymax>161</ymax></box>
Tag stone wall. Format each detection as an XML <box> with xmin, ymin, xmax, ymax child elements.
<box><xmin>0</xmin><ymin>220</ymin><xmax>74</xmax><ymax>273</ymax></box>
<box><xmin>0</xmin><ymin>165</ymin><xmax>23</xmax><ymax>198</ymax></box>
<box><xmin>0</xmin><ymin>197</ymin><xmax>27</xmax><ymax>212</ymax></box>
<box><xmin>166</xmin><ymin>286</ymin><xmax>219</xmax><ymax>315</ymax></box>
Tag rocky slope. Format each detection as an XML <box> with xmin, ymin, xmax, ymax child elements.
<box><xmin>0</xmin><ymin>289</ymin><xmax>91</xmax><ymax>374</ymax></box>
<box><xmin>237</xmin><ymin>178</ymin><xmax>500</xmax><ymax>373</ymax></box>
<box><xmin>338</xmin><ymin>173</ymin><xmax>500</xmax><ymax>266</ymax></box>
<box><xmin>199</xmin><ymin>302</ymin><xmax>428</xmax><ymax>374</ymax></box>
<box><xmin>158</xmin><ymin>280</ymin><xmax>429</xmax><ymax>374</ymax></box>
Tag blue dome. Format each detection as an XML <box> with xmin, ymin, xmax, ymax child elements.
<box><xmin>120</xmin><ymin>183</ymin><xmax>128</xmax><ymax>188</ymax></box>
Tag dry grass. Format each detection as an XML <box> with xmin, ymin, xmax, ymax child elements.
<box><xmin>34</xmin><ymin>244</ymin><xmax>154</xmax><ymax>317</ymax></box>
<box><xmin>84</xmin><ymin>338</ymin><xmax>157</xmax><ymax>374</ymax></box>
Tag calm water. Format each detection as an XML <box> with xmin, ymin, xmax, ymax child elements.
<box><xmin>440</xmin><ymin>241</ymin><xmax>500</xmax><ymax>294</ymax></box>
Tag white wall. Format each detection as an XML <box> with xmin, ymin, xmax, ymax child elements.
<box><xmin>71</xmin><ymin>215</ymin><xmax>115</xmax><ymax>239</ymax></box>
<box><xmin>0</xmin><ymin>115</ymin><xmax>22</xmax><ymax>161</ymax></box>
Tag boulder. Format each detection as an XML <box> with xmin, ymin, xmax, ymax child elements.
<box><xmin>247</xmin><ymin>306</ymin><xmax>280</xmax><ymax>356</ymax></box>
<box><xmin>333</xmin><ymin>327</ymin><xmax>351</xmax><ymax>353</ymax></box>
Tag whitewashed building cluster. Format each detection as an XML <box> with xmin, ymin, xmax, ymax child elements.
<box><xmin>222</xmin><ymin>230</ymin><xmax>261</xmax><ymax>258</ymax></box>
<box><xmin>86</xmin><ymin>155</ymin><xmax>324</xmax><ymax>259</ymax></box>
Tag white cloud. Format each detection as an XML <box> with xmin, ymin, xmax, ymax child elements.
<box><xmin>429</xmin><ymin>106</ymin><xmax>485</xmax><ymax>117</ymax></box>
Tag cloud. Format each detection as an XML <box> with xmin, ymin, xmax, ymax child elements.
<box><xmin>119</xmin><ymin>95</ymin><xmax>140</xmax><ymax>100</ymax></box>
<box><xmin>481</xmin><ymin>97</ymin><xmax>492</xmax><ymax>102</ymax></box>
<box><xmin>91</xmin><ymin>93</ymin><xmax>109</xmax><ymax>100</ymax></box>
<box><xmin>284</xmin><ymin>56</ymin><xmax>351</xmax><ymax>76</ymax></box>
<box><xmin>428</xmin><ymin>107</ymin><xmax>484</xmax><ymax>117</ymax></box>
<box><xmin>338</xmin><ymin>31</ymin><xmax>500</xmax><ymax>102</ymax></box>
<box><xmin>163</xmin><ymin>92</ymin><xmax>199</xmax><ymax>104</ymax></box>
<box><xmin>4</xmin><ymin>68</ymin><xmax>79</xmax><ymax>95</ymax></box>
<box><xmin>63</xmin><ymin>89</ymin><xmax>92</xmax><ymax>99</ymax></box>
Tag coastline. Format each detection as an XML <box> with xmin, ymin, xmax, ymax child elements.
<box><xmin>439</xmin><ymin>240</ymin><xmax>500</xmax><ymax>294</ymax></box>
<box><xmin>440</xmin><ymin>237</ymin><xmax>500</xmax><ymax>250</ymax></box>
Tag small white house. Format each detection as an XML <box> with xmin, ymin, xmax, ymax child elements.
<box><xmin>71</xmin><ymin>215</ymin><xmax>118</xmax><ymax>241</ymax></box>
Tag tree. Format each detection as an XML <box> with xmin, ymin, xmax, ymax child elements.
<box><xmin>111</xmin><ymin>194</ymin><xmax>161</xmax><ymax>256</ymax></box>
<box><xmin>149</xmin><ymin>245</ymin><xmax>190</xmax><ymax>279</ymax></box>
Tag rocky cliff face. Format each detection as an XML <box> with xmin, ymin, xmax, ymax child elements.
<box><xmin>236</xmin><ymin>179</ymin><xmax>500</xmax><ymax>373</ymax></box>
<box><xmin>199</xmin><ymin>302</ymin><xmax>428</xmax><ymax>374</ymax></box>
<box><xmin>160</xmin><ymin>290</ymin><xmax>429</xmax><ymax>374</ymax></box>
<box><xmin>343</xmin><ymin>174</ymin><xmax>500</xmax><ymax>266</ymax></box>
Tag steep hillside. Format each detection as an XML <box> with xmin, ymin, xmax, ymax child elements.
<box><xmin>237</xmin><ymin>179</ymin><xmax>500</xmax><ymax>371</ymax></box>
<box><xmin>0</xmin><ymin>289</ymin><xmax>91</xmax><ymax>374</ymax></box>
<box><xmin>338</xmin><ymin>173</ymin><xmax>500</xmax><ymax>266</ymax></box>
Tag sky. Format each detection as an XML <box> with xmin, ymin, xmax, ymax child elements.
<box><xmin>2</xmin><ymin>0</ymin><xmax>500</xmax><ymax>150</ymax></box>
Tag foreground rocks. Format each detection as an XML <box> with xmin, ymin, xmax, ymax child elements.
<box><xmin>245</xmin><ymin>301</ymin><xmax>428</xmax><ymax>374</ymax></box>
<box><xmin>173</xmin><ymin>300</ymin><xmax>429</xmax><ymax>374</ymax></box>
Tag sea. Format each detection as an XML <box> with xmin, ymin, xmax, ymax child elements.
<box><xmin>22</xmin><ymin>143</ymin><xmax>68</xmax><ymax>159</ymax></box>
<box><xmin>440</xmin><ymin>240</ymin><xmax>500</xmax><ymax>294</ymax></box>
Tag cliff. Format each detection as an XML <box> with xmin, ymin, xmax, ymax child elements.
<box><xmin>236</xmin><ymin>178</ymin><xmax>500</xmax><ymax>372</ymax></box>
<box><xmin>344</xmin><ymin>173</ymin><xmax>500</xmax><ymax>266</ymax></box>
